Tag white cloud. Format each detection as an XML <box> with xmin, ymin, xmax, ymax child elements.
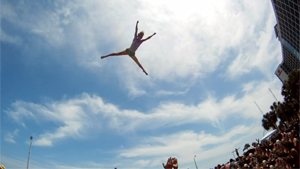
<box><xmin>34</xmin><ymin>121</ymin><xmax>84</xmax><ymax>146</ymax></box>
<box><xmin>1</xmin><ymin>124</ymin><xmax>261</xmax><ymax>169</ymax></box>
<box><xmin>225</xmin><ymin>7</ymin><xmax>281</xmax><ymax>79</ymax></box>
<box><xmin>0</xmin><ymin>28</ymin><xmax>22</xmax><ymax>45</ymax></box>
<box><xmin>118</xmin><ymin>124</ymin><xmax>263</xmax><ymax>168</ymax></box>
<box><xmin>118</xmin><ymin>0</ymin><xmax>279</xmax><ymax>95</ymax></box>
<box><xmin>4</xmin><ymin>129</ymin><xmax>19</xmax><ymax>143</ymax></box>
<box><xmin>242</xmin><ymin>82</ymin><xmax>255</xmax><ymax>93</ymax></box>
<box><xmin>126</xmin><ymin>80</ymin><xmax>147</xmax><ymax>98</ymax></box>
<box><xmin>0</xmin><ymin>156</ymin><xmax>32</xmax><ymax>169</ymax></box>
<box><xmin>0</xmin><ymin>155</ymin><xmax>109</xmax><ymax>169</ymax></box>
<box><xmin>1</xmin><ymin>0</ymin><xmax>280</xmax><ymax>97</ymax></box>
<box><xmin>5</xmin><ymin>77</ymin><xmax>283</xmax><ymax>146</ymax></box>
<box><xmin>155</xmin><ymin>89</ymin><xmax>189</xmax><ymax>96</ymax></box>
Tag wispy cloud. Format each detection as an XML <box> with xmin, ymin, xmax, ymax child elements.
<box><xmin>155</xmin><ymin>89</ymin><xmax>189</xmax><ymax>96</ymax></box>
<box><xmin>1</xmin><ymin>155</ymin><xmax>106</xmax><ymax>169</ymax></box>
<box><xmin>0</xmin><ymin>123</ymin><xmax>263</xmax><ymax>169</ymax></box>
<box><xmin>4</xmin><ymin>129</ymin><xmax>19</xmax><ymax>143</ymax></box>
<box><xmin>0</xmin><ymin>28</ymin><xmax>22</xmax><ymax>45</ymax></box>
<box><xmin>1</xmin><ymin>0</ymin><xmax>280</xmax><ymax>97</ymax></box>
<box><xmin>225</xmin><ymin>6</ymin><xmax>281</xmax><ymax>79</ymax></box>
<box><xmin>5</xmin><ymin>77</ymin><xmax>282</xmax><ymax>146</ymax></box>
<box><xmin>118</xmin><ymin>124</ymin><xmax>263</xmax><ymax>168</ymax></box>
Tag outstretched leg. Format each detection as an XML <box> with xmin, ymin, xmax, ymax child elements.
<box><xmin>101</xmin><ymin>50</ymin><xmax>127</xmax><ymax>59</ymax></box>
<box><xmin>131</xmin><ymin>56</ymin><xmax>148</xmax><ymax>75</ymax></box>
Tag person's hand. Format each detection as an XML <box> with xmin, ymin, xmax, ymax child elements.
<box><xmin>137</xmin><ymin>21</ymin><xmax>139</xmax><ymax>24</ymax></box>
<box><xmin>153</xmin><ymin>32</ymin><xmax>156</xmax><ymax>35</ymax></box>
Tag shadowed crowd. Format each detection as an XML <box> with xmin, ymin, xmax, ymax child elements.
<box><xmin>213</xmin><ymin>119</ymin><xmax>299</xmax><ymax>169</ymax></box>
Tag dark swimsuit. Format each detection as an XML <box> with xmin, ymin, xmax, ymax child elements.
<box><xmin>126</xmin><ymin>48</ymin><xmax>135</xmax><ymax>57</ymax></box>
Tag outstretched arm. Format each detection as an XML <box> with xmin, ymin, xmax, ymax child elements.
<box><xmin>142</xmin><ymin>33</ymin><xmax>156</xmax><ymax>42</ymax></box>
<box><xmin>134</xmin><ymin>21</ymin><xmax>139</xmax><ymax>38</ymax></box>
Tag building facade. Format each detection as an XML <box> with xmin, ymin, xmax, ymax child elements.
<box><xmin>271</xmin><ymin>0</ymin><xmax>300</xmax><ymax>82</ymax></box>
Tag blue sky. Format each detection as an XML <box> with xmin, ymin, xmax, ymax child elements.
<box><xmin>1</xmin><ymin>0</ymin><xmax>284</xmax><ymax>168</ymax></box>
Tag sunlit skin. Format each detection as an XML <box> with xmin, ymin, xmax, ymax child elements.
<box><xmin>101</xmin><ymin>21</ymin><xmax>156</xmax><ymax>75</ymax></box>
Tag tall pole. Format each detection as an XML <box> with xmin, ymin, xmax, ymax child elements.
<box><xmin>254</xmin><ymin>101</ymin><xmax>264</xmax><ymax>115</ymax></box>
<box><xmin>254</xmin><ymin>101</ymin><xmax>266</xmax><ymax>136</ymax></box>
<box><xmin>27</xmin><ymin>136</ymin><xmax>33</xmax><ymax>169</ymax></box>
<box><xmin>231</xmin><ymin>151</ymin><xmax>236</xmax><ymax>159</ymax></box>
<box><xmin>193</xmin><ymin>155</ymin><xmax>198</xmax><ymax>169</ymax></box>
<box><xmin>269</xmin><ymin>88</ymin><xmax>279</xmax><ymax>102</ymax></box>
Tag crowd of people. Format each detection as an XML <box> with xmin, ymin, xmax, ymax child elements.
<box><xmin>213</xmin><ymin>119</ymin><xmax>299</xmax><ymax>169</ymax></box>
<box><xmin>160</xmin><ymin>119</ymin><xmax>298</xmax><ymax>169</ymax></box>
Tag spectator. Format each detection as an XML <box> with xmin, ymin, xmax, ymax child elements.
<box><xmin>162</xmin><ymin>157</ymin><xmax>173</xmax><ymax>169</ymax></box>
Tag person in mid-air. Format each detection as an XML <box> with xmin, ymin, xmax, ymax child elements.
<box><xmin>101</xmin><ymin>21</ymin><xmax>156</xmax><ymax>75</ymax></box>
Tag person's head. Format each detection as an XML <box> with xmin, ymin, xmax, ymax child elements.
<box><xmin>137</xmin><ymin>31</ymin><xmax>144</xmax><ymax>39</ymax></box>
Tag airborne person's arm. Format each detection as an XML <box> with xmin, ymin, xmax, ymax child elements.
<box><xmin>142</xmin><ymin>32</ymin><xmax>156</xmax><ymax>42</ymax></box>
<box><xmin>135</xmin><ymin>21</ymin><xmax>139</xmax><ymax>38</ymax></box>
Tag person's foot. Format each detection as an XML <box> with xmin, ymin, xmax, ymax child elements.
<box><xmin>144</xmin><ymin>71</ymin><xmax>148</xmax><ymax>75</ymax></box>
<box><xmin>101</xmin><ymin>56</ymin><xmax>106</xmax><ymax>59</ymax></box>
